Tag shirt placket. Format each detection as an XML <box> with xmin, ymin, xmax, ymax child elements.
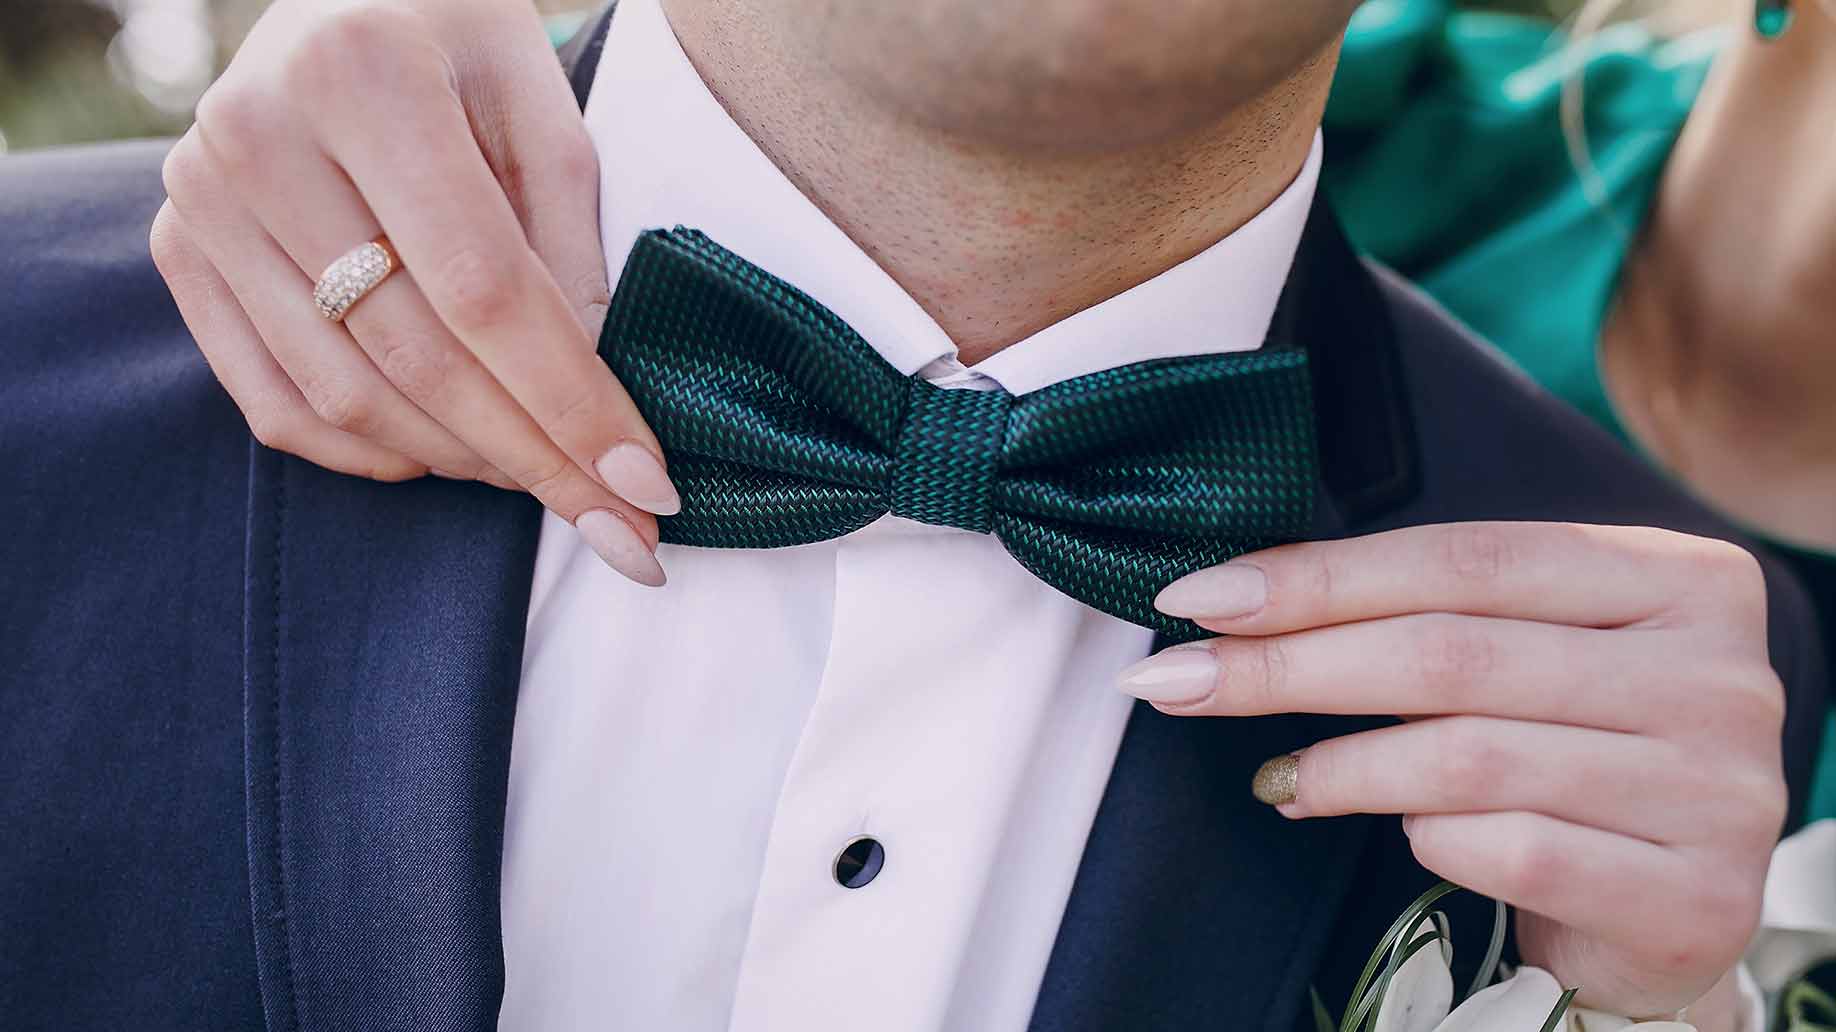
<box><xmin>723</xmin><ymin>522</ymin><xmax>1090</xmax><ymax>1031</ymax></box>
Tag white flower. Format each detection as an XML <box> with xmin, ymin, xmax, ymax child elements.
<box><xmin>1371</xmin><ymin>915</ymin><xmax>1452</xmax><ymax>1032</ymax></box>
<box><xmin>1371</xmin><ymin>917</ymin><xmax>1695</xmax><ymax>1032</ymax></box>
<box><xmin>1749</xmin><ymin>819</ymin><xmax>1836</xmax><ymax>993</ymax></box>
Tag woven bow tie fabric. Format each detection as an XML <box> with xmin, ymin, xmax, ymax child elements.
<box><xmin>596</xmin><ymin>227</ymin><xmax>1320</xmax><ymax>641</ymax></box>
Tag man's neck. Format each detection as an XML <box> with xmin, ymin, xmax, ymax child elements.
<box><xmin>661</xmin><ymin>0</ymin><xmax>1336</xmax><ymax>364</ymax></box>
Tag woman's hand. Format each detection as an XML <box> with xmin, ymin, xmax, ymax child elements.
<box><xmin>150</xmin><ymin>0</ymin><xmax>675</xmax><ymax>585</ymax></box>
<box><xmin>1120</xmin><ymin>522</ymin><xmax>1786</xmax><ymax>1026</ymax></box>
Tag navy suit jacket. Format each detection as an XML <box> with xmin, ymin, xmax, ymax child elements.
<box><xmin>0</xmin><ymin>9</ymin><xmax>1827</xmax><ymax>1029</ymax></box>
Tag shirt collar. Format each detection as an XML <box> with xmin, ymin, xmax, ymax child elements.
<box><xmin>584</xmin><ymin>0</ymin><xmax>1322</xmax><ymax>396</ymax></box>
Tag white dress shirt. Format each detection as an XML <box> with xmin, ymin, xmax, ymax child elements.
<box><xmin>497</xmin><ymin>1</ymin><xmax>1321</xmax><ymax>1029</ymax></box>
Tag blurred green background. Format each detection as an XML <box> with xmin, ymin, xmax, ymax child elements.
<box><xmin>0</xmin><ymin>0</ymin><xmax>1591</xmax><ymax>154</ymax></box>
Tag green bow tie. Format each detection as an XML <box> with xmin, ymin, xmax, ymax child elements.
<box><xmin>596</xmin><ymin>227</ymin><xmax>1319</xmax><ymax>641</ymax></box>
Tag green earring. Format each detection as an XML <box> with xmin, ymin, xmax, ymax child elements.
<box><xmin>1756</xmin><ymin>0</ymin><xmax>1794</xmax><ymax>38</ymax></box>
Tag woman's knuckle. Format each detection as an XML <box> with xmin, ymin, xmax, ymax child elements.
<box><xmin>1413</xmin><ymin>616</ymin><xmax>1494</xmax><ymax>703</ymax></box>
<box><xmin>1242</xmin><ymin>638</ymin><xmax>1292</xmax><ymax>712</ymax></box>
<box><xmin>148</xmin><ymin>206</ymin><xmax>196</xmax><ymax>278</ymax></box>
<box><xmin>547</xmin><ymin>130</ymin><xmax>601</xmax><ymax>194</ymax></box>
<box><xmin>435</xmin><ymin>247</ymin><xmax>525</xmax><ymax>332</ymax></box>
<box><xmin>367</xmin><ymin>458</ymin><xmax>424</xmax><ymax>483</ymax></box>
<box><xmin>290</xmin><ymin>6</ymin><xmax>433</xmax><ymax>99</ymax></box>
<box><xmin>309</xmin><ymin>6</ymin><xmax>419</xmax><ymax>66</ymax></box>
<box><xmin>307</xmin><ymin>383</ymin><xmax>378</xmax><ymax>435</ymax></box>
<box><xmin>193</xmin><ymin>86</ymin><xmax>270</xmax><ymax>168</ymax></box>
<box><xmin>567</xmin><ymin>268</ymin><xmax>613</xmax><ymax>333</ymax></box>
<box><xmin>1442</xmin><ymin>523</ymin><xmax>1513</xmax><ymax>587</ymax></box>
<box><xmin>1283</xmin><ymin>547</ymin><xmax>1336</xmax><ymax>616</ymax></box>
<box><xmin>159</xmin><ymin>135</ymin><xmax>210</xmax><ymax>207</ymax></box>
<box><xmin>1696</xmin><ymin>664</ymin><xmax>1785</xmax><ymax>742</ymax></box>
<box><xmin>1676</xmin><ymin>880</ymin><xmax>1758</xmax><ymax>965</ymax></box>
<box><xmin>543</xmin><ymin>382</ymin><xmax>606</xmax><ymax>440</ymax></box>
<box><xmin>1736</xmin><ymin>667</ymin><xmax>1786</xmax><ymax>730</ymax></box>
<box><xmin>246</xmin><ymin>407</ymin><xmax>301</xmax><ymax>453</ymax></box>
<box><xmin>366</xmin><ymin>325</ymin><xmax>452</xmax><ymax>401</ymax></box>
<box><xmin>1405</xmin><ymin>818</ymin><xmax>1449</xmax><ymax>871</ymax></box>
<box><xmin>1727</xmin><ymin>771</ymin><xmax>1788</xmax><ymax>839</ymax></box>
<box><xmin>1428</xmin><ymin>719</ymin><xmax>1495</xmax><ymax>786</ymax></box>
<box><xmin>1294</xmin><ymin>746</ymin><xmax>1338</xmax><ymax>811</ymax></box>
<box><xmin>514</xmin><ymin>458</ymin><xmax>577</xmax><ymax>499</ymax></box>
<box><xmin>1497</xmin><ymin>832</ymin><xmax>1566</xmax><ymax>900</ymax></box>
<box><xmin>1691</xmin><ymin>537</ymin><xmax>1766</xmax><ymax>601</ymax></box>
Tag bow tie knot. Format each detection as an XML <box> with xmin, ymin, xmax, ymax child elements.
<box><xmin>596</xmin><ymin>227</ymin><xmax>1319</xmax><ymax>640</ymax></box>
<box><xmin>889</xmin><ymin>379</ymin><xmax>1012</xmax><ymax>534</ymax></box>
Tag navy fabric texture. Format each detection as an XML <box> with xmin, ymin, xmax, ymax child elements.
<box><xmin>0</xmin><ymin>11</ymin><xmax>1826</xmax><ymax>1027</ymax></box>
<box><xmin>0</xmin><ymin>140</ymin><xmax>266</xmax><ymax>1030</ymax></box>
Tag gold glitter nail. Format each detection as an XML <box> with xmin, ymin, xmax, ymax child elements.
<box><xmin>1251</xmin><ymin>752</ymin><xmax>1300</xmax><ymax>806</ymax></box>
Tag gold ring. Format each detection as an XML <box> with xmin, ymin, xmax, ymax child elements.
<box><xmin>312</xmin><ymin>236</ymin><xmax>398</xmax><ymax>322</ymax></box>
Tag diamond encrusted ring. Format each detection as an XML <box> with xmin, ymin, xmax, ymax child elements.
<box><xmin>312</xmin><ymin>236</ymin><xmax>398</xmax><ymax>322</ymax></box>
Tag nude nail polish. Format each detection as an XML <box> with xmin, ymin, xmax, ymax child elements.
<box><xmin>594</xmin><ymin>443</ymin><xmax>682</xmax><ymax>516</ymax></box>
<box><xmin>1116</xmin><ymin>643</ymin><xmax>1218</xmax><ymax>705</ymax></box>
<box><xmin>577</xmin><ymin>509</ymin><xmax>667</xmax><ymax>587</ymax></box>
<box><xmin>1154</xmin><ymin>563</ymin><xmax>1268</xmax><ymax>620</ymax></box>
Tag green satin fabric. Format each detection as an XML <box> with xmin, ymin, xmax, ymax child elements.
<box><xmin>596</xmin><ymin>228</ymin><xmax>1319</xmax><ymax>642</ymax></box>
<box><xmin>1328</xmin><ymin>0</ymin><xmax>1836</xmax><ymax>822</ymax></box>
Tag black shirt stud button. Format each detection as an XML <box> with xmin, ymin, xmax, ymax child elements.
<box><xmin>833</xmin><ymin>836</ymin><xmax>885</xmax><ymax>889</ymax></box>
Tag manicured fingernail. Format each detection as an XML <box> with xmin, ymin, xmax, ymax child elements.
<box><xmin>429</xmin><ymin>468</ymin><xmax>465</xmax><ymax>480</ymax></box>
<box><xmin>1251</xmin><ymin>752</ymin><xmax>1300</xmax><ymax>807</ymax></box>
<box><xmin>576</xmin><ymin>509</ymin><xmax>667</xmax><ymax>587</ymax></box>
<box><xmin>1116</xmin><ymin>643</ymin><xmax>1217</xmax><ymax>705</ymax></box>
<box><xmin>1154</xmin><ymin>563</ymin><xmax>1268</xmax><ymax>620</ymax></box>
<box><xmin>594</xmin><ymin>443</ymin><xmax>681</xmax><ymax>516</ymax></box>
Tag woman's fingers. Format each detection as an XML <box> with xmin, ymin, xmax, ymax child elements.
<box><xmin>461</xmin><ymin>10</ymin><xmax>613</xmax><ymax>335</ymax></box>
<box><xmin>289</xmin><ymin>18</ymin><xmax>678</xmax><ymax>516</ymax></box>
<box><xmin>193</xmin><ymin>103</ymin><xmax>579</xmax><ymax>503</ymax></box>
<box><xmin>207</xmin><ymin>136</ymin><xmax>663</xmax><ymax>544</ymax></box>
<box><xmin>1277</xmin><ymin>716</ymin><xmax>1766</xmax><ymax>844</ymax></box>
<box><xmin>1155</xmin><ymin>522</ymin><xmax>1767</xmax><ymax>641</ymax></box>
<box><xmin>151</xmin><ymin>203</ymin><xmax>423</xmax><ymax>481</ymax></box>
<box><xmin>161</xmin><ymin>134</ymin><xmax>664</xmax><ymax>585</ymax></box>
<box><xmin>161</xmin><ymin>135</ymin><xmax>494</xmax><ymax>481</ymax></box>
<box><xmin>1119</xmin><ymin>614</ymin><xmax>1715</xmax><ymax>734</ymax></box>
<box><xmin>1402</xmin><ymin>812</ymin><xmax>1755</xmax><ymax>978</ymax></box>
<box><xmin>1405</xmin><ymin>812</ymin><xmax>1679</xmax><ymax>943</ymax></box>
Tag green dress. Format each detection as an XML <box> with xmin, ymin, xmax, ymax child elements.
<box><xmin>1327</xmin><ymin>0</ymin><xmax>1836</xmax><ymax>823</ymax></box>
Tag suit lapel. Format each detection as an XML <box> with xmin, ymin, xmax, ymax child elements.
<box><xmin>243</xmin><ymin>444</ymin><xmax>543</xmax><ymax>1032</ymax></box>
<box><xmin>1028</xmin><ymin>502</ymin><xmax>1377</xmax><ymax>1032</ymax></box>
<box><xmin>1029</xmin><ymin>203</ymin><xmax>1421</xmax><ymax>1032</ymax></box>
<box><xmin>241</xmin><ymin>16</ymin><xmax>602</xmax><ymax>1030</ymax></box>
<box><xmin>557</xmin><ymin>0</ymin><xmax>618</xmax><ymax>110</ymax></box>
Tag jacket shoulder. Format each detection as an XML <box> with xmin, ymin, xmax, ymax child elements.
<box><xmin>0</xmin><ymin>142</ymin><xmax>268</xmax><ymax>1026</ymax></box>
<box><xmin>0</xmin><ymin>139</ymin><xmax>252</xmax><ymax>583</ymax></box>
<box><xmin>0</xmin><ymin>139</ymin><xmax>247</xmax><ymax>467</ymax></box>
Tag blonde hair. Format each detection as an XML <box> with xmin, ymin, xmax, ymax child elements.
<box><xmin>1557</xmin><ymin>0</ymin><xmax>1741</xmax><ymax>227</ymax></box>
<box><xmin>1558</xmin><ymin>0</ymin><xmax>1836</xmax><ymax>220</ymax></box>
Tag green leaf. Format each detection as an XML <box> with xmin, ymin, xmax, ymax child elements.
<box><xmin>1784</xmin><ymin>977</ymin><xmax>1836</xmax><ymax>1032</ymax></box>
<box><xmin>1310</xmin><ymin>986</ymin><xmax>1337</xmax><ymax>1032</ymax></box>
<box><xmin>1535</xmin><ymin>987</ymin><xmax>1579</xmax><ymax>1032</ymax></box>
<box><xmin>1341</xmin><ymin>881</ymin><xmax>1463</xmax><ymax>1032</ymax></box>
<box><xmin>1463</xmin><ymin>897</ymin><xmax>1508</xmax><ymax>1003</ymax></box>
<box><xmin>1345</xmin><ymin>929</ymin><xmax>1445</xmax><ymax>1032</ymax></box>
